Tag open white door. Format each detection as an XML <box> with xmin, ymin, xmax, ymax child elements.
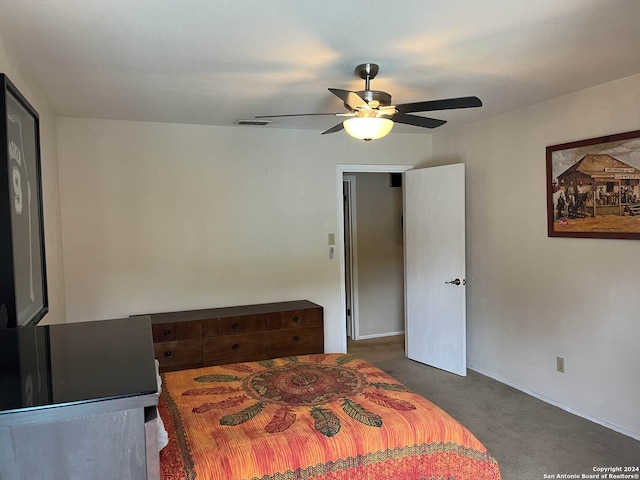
<box><xmin>404</xmin><ymin>164</ymin><xmax>466</xmax><ymax>376</ymax></box>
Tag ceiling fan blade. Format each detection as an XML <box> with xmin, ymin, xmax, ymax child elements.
<box><xmin>328</xmin><ymin>88</ymin><xmax>371</xmax><ymax>111</ymax></box>
<box><xmin>321</xmin><ymin>122</ymin><xmax>345</xmax><ymax>135</ymax></box>
<box><xmin>392</xmin><ymin>113</ymin><xmax>447</xmax><ymax>129</ymax></box>
<box><xmin>255</xmin><ymin>112</ymin><xmax>344</xmax><ymax>119</ymax></box>
<box><xmin>395</xmin><ymin>96</ymin><xmax>482</xmax><ymax>114</ymax></box>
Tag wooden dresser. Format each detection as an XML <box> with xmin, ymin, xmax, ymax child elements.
<box><xmin>137</xmin><ymin>300</ymin><xmax>324</xmax><ymax>372</ymax></box>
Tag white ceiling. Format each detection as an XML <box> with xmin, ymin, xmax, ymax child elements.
<box><xmin>1</xmin><ymin>0</ymin><xmax>640</xmax><ymax>135</ymax></box>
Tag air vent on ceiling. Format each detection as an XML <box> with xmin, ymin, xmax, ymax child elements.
<box><xmin>235</xmin><ymin>119</ymin><xmax>273</xmax><ymax>126</ymax></box>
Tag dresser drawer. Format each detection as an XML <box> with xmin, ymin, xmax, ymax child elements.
<box><xmin>154</xmin><ymin>339</ymin><xmax>202</xmax><ymax>371</ymax></box>
<box><xmin>203</xmin><ymin>332</ymin><xmax>266</xmax><ymax>365</ymax></box>
<box><xmin>152</xmin><ymin>321</ymin><xmax>202</xmax><ymax>342</ymax></box>
<box><xmin>202</xmin><ymin>315</ymin><xmax>266</xmax><ymax>337</ymax></box>
<box><xmin>266</xmin><ymin>309</ymin><xmax>322</xmax><ymax>330</ymax></box>
<box><xmin>266</xmin><ymin>326</ymin><xmax>324</xmax><ymax>358</ymax></box>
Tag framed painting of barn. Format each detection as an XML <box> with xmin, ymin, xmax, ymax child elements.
<box><xmin>546</xmin><ymin>129</ymin><xmax>640</xmax><ymax>240</ymax></box>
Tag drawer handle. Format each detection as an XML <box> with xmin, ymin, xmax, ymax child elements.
<box><xmin>292</xmin><ymin>316</ymin><xmax>299</xmax><ymax>323</ymax></box>
<box><xmin>164</xmin><ymin>351</ymin><xmax>172</xmax><ymax>357</ymax></box>
<box><xmin>231</xmin><ymin>322</ymin><xmax>239</xmax><ymax>329</ymax></box>
<box><xmin>232</xmin><ymin>343</ymin><xmax>239</xmax><ymax>350</ymax></box>
<box><xmin>163</xmin><ymin>329</ymin><xmax>171</xmax><ymax>336</ymax></box>
<box><xmin>293</xmin><ymin>335</ymin><xmax>299</xmax><ymax>342</ymax></box>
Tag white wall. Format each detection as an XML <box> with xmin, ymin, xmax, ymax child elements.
<box><xmin>0</xmin><ymin>35</ymin><xmax>65</xmax><ymax>325</ymax></box>
<box><xmin>432</xmin><ymin>73</ymin><xmax>640</xmax><ymax>439</ymax></box>
<box><xmin>56</xmin><ymin>118</ymin><xmax>432</xmax><ymax>353</ymax></box>
<box><xmin>353</xmin><ymin>173</ymin><xmax>404</xmax><ymax>338</ymax></box>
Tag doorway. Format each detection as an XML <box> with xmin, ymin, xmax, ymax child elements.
<box><xmin>343</xmin><ymin>172</ymin><xmax>405</xmax><ymax>343</ymax></box>
<box><xmin>337</xmin><ymin>164</ymin><xmax>468</xmax><ymax>376</ymax></box>
<box><xmin>336</xmin><ymin>164</ymin><xmax>412</xmax><ymax>355</ymax></box>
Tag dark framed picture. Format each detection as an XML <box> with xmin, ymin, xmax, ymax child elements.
<box><xmin>0</xmin><ymin>74</ymin><xmax>48</xmax><ymax>328</ymax></box>
<box><xmin>546</xmin><ymin>130</ymin><xmax>640</xmax><ymax>240</ymax></box>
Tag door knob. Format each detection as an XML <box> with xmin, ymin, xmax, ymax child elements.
<box><xmin>445</xmin><ymin>278</ymin><xmax>461</xmax><ymax>285</ymax></box>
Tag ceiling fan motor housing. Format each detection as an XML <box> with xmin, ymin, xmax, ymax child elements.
<box><xmin>355</xmin><ymin>89</ymin><xmax>392</xmax><ymax>108</ymax></box>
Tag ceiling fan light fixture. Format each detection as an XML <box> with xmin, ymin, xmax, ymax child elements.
<box><xmin>343</xmin><ymin>116</ymin><xmax>393</xmax><ymax>141</ymax></box>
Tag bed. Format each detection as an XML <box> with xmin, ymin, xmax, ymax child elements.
<box><xmin>158</xmin><ymin>353</ymin><xmax>501</xmax><ymax>480</ymax></box>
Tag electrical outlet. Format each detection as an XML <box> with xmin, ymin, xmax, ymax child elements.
<box><xmin>556</xmin><ymin>356</ymin><xmax>565</xmax><ymax>373</ymax></box>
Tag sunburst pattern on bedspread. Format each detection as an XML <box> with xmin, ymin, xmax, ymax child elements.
<box><xmin>158</xmin><ymin>353</ymin><xmax>501</xmax><ymax>480</ymax></box>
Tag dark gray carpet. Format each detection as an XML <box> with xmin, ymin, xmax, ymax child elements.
<box><xmin>348</xmin><ymin>335</ymin><xmax>640</xmax><ymax>480</ymax></box>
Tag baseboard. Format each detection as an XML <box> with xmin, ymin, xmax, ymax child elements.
<box><xmin>467</xmin><ymin>364</ymin><xmax>640</xmax><ymax>441</ymax></box>
<box><xmin>357</xmin><ymin>331</ymin><xmax>405</xmax><ymax>340</ymax></box>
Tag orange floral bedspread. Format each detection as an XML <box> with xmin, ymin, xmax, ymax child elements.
<box><xmin>159</xmin><ymin>353</ymin><xmax>501</xmax><ymax>480</ymax></box>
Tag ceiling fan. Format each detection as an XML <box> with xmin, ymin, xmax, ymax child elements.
<box><xmin>255</xmin><ymin>63</ymin><xmax>482</xmax><ymax>141</ymax></box>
